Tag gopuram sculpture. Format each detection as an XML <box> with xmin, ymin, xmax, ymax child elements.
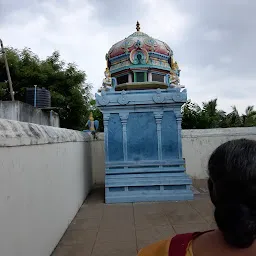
<box><xmin>170</xmin><ymin>59</ymin><xmax>180</xmax><ymax>85</ymax></box>
<box><xmin>85</xmin><ymin>112</ymin><xmax>99</xmax><ymax>140</ymax></box>
<box><xmin>95</xmin><ymin>22</ymin><xmax>193</xmax><ymax>203</ymax></box>
<box><xmin>98</xmin><ymin>67</ymin><xmax>112</xmax><ymax>93</ymax></box>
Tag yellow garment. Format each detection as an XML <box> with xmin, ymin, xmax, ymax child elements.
<box><xmin>138</xmin><ymin>238</ymin><xmax>193</xmax><ymax>256</ymax></box>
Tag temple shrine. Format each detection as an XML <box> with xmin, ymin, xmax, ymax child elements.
<box><xmin>96</xmin><ymin>22</ymin><xmax>193</xmax><ymax>203</ymax></box>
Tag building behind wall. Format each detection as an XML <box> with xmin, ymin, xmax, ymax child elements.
<box><xmin>0</xmin><ymin>101</ymin><xmax>60</xmax><ymax>127</ymax></box>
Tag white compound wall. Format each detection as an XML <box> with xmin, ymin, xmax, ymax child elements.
<box><xmin>91</xmin><ymin>128</ymin><xmax>256</xmax><ymax>184</ymax></box>
<box><xmin>0</xmin><ymin>119</ymin><xmax>92</xmax><ymax>256</ymax></box>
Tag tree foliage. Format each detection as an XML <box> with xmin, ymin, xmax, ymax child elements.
<box><xmin>0</xmin><ymin>47</ymin><xmax>91</xmax><ymax>130</ymax></box>
<box><xmin>182</xmin><ymin>99</ymin><xmax>256</xmax><ymax>129</ymax></box>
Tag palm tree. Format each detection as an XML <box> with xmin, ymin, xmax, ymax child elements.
<box><xmin>200</xmin><ymin>99</ymin><xmax>226</xmax><ymax>128</ymax></box>
<box><xmin>242</xmin><ymin>106</ymin><xmax>256</xmax><ymax>127</ymax></box>
<box><xmin>181</xmin><ymin>100</ymin><xmax>202</xmax><ymax>129</ymax></box>
<box><xmin>225</xmin><ymin>106</ymin><xmax>242</xmax><ymax>127</ymax></box>
<box><xmin>181</xmin><ymin>99</ymin><xmax>256</xmax><ymax>129</ymax></box>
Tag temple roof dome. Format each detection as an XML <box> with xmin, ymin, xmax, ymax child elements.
<box><xmin>108</xmin><ymin>28</ymin><xmax>173</xmax><ymax>59</ymax></box>
<box><xmin>99</xmin><ymin>22</ymin><xmax>182</xmax><ymax>92</ymax></box>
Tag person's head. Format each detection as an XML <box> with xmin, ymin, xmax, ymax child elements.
<box><xmin>208</xmin><ymin>138</ymin><xmax>256</xmax><ymax>249</ymax></box>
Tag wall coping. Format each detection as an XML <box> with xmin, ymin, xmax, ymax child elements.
<box><xmin>0</xmin><ymin>118</ymin><xmax>91</xmax><ymax>147</ymax></box>
<box><xmin>93</xmin><ymin>127</ymin><xmax>256</xmax><ymax>142</ymax></box>
<box><xmin>182</xmin><ymin>127</ymin><xmax>256</xmax><ymax>138</ymax></box>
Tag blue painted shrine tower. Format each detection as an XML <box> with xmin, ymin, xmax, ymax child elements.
<box><xmin>96</xmin><ymin>22</ymin><xmax>193</xmax><ymax>203</ymax></box>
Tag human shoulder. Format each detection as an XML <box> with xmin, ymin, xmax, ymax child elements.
<box><xmin>137</xmin><ymin>238</ymin><xmax>171</xmax><ymax>256</ymax></box>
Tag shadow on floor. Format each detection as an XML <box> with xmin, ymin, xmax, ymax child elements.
<box><xmin>85</xmin><ymin>186</ymin><xmax>105</xmax><ymax>204</ymax></box>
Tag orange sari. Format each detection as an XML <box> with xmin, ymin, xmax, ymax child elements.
<box><xmin>138</xmin><ymin>238</ymin><xmax>193</xmax><ymax>256</ymax></box>
<box><xmin>138</xmin><ymin>231</ymin><xmax>213</xmax><ymax>256</ymax></box>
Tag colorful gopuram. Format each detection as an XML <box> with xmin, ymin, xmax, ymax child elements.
<box><xmin>96</xmin><ymin>22</ymin><xmax>193</xmax><ymax>203</ymax></box>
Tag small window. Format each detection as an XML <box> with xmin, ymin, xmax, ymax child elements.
<box><xmin>116</xmin><ymin>74</ymin><xmax>129</xmax><ymax>85</ymax></box>
<box><xmin>152</xmin><ymin>73</ymin><xmax>165</xmax><ymax>82</ymax></box>
<box><xmin>136</xmin><ymin>72</ymin><xmax>146</xmax><ymax>82</ymax></box>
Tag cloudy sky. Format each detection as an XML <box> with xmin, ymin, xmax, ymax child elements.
<box><xmin>1</xmin><ymin>0</ymin><xmax>255</xmax><ymax>113</ymax></box>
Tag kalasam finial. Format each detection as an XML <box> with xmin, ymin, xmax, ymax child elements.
<box><xmin>136</xmin><ymin>21</ymin><xmax>140</xmax><ymax>32</ymax></box>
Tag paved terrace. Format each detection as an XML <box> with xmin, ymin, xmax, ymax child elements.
<box><xmin>52</xmin><ymin>180</ymin><xmax>217</xmax><ymax>256</ymax></box>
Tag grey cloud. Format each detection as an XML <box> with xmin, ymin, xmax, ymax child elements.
<box><xmin>2</xmin><ymin>0</ymin><xmax>255</xmax><ymax>73</ymax></box>
<box><xmin>87</xmin><ymin>0</ymin><xmax>147</xmax><ymax>26</ymax></box>
<box><xmin>87</xmin><ymin>0</ymin><xmax>256</xmax><ymax>77</ymax></box>
<box><xmin>0</xmin><ymin>0</ymin><xmax>70</xmax><ymax>26</ymax></box>
<box><xmin>173</xmin><ymin>0</ymin><xmax>256</xmax><ymax>75</ymax></box>
<box><xmin>0</xmin><ymin>0</ymin><xmax>42</xmax><ymax>20</ymax></box>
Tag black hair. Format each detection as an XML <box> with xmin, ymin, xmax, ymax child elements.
<box><xmin>208</xmin><ymin>138</ymin><xmax>256</xmax><ymax>248</ymax></box>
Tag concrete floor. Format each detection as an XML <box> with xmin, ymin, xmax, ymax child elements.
<box><xmin>52</xmin><ymin>182</ymin><xmax>217</xmax><ymax>256</ymax></box>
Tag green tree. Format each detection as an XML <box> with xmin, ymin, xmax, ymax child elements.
<box><xmin>0</xmin><ymin>47</ymin><xmax>91</xmax><ymax>130</ymax></box>
<box><xmin>182</xmin><ymin>99</ymin><xmax>226</xmax><ymax>129</ymax></box>
<box><xmin>199</xmin><ymin>99</ymin><xmax>226</xmax><ymax>128</ymax></box>
<box><xmin>181</xmin><ymin>100</ymin><xmax>202</xmax><ymax>129</ymax></box>
<box><xmin>225</xmin><ymin>106</ymin><xmax>243</xmax><ymax>127</ymax></box>
<box><xmin>242</xmin><ymin>106</ymin><xmax>256</xmax><ymax>127</ymax></box>
<box><xmin>182</xmin><ymin>98</ymin><xmax>256</xmax><ymax>129</ymax></box>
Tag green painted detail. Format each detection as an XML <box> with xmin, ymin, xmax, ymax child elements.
<box><xmin>134</xmin><ymin>72</ymin><xmax>147</xmax><ymax>82</ymax></box>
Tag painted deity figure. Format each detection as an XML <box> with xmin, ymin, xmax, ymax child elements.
<box><xmin>170</xmin><ymin>59</ymin><xmax>181</xmax><ymax>86</ymax></box>
<box><xmin>135</xmin><ymin>39</ymin><xmax>142</xmax><ymax>49</ymax></box>
<box><xmin>85</xmin><ymin>112</ymin><xmax>99</xmax><ymax>139</ymax></box>
<box><xmin>98</xmin><ymin>68</ymin><xmax>112</xmax><ymax>92</ymax></box>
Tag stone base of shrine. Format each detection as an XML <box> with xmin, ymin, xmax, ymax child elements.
<box><xmin>105</xmin><ymin>189</ymin><xmax>194</xmax><ymax>204</ymax></box>
<box><xmin>105</xmin><ymin>171</ymin><xmax>194</xmax><ymax>204</ymax></box>
<box><xmin>97</xmin><ymin>88</ymin><xmax>193</xmax><ymax>204</ymax></box>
